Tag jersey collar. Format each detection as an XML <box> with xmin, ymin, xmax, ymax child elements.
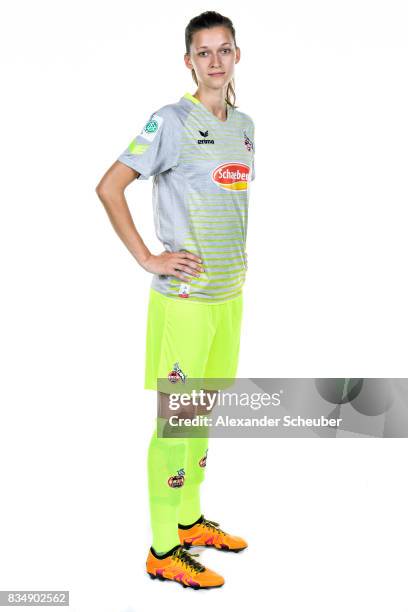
<box><xmin>183</xmin><ymin>92</ymin><xmax>232</xmax><ymax>124</ymax></box>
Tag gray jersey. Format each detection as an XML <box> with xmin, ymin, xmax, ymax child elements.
<box><xmin>117</xmin><ymin>92</ymin><xmax>255</xmax><ymax>303</ymax></box>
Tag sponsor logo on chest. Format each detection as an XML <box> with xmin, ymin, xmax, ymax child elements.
<box><xmin>211</xmin><ymin>162</ymin><xmax>251</xmax><ymax>191</ymax></box>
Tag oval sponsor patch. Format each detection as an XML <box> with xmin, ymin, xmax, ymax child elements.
<box><xmin>211</xmin><ymin>162</ymin><xmax>251</xmax><ymax>191</ymax></box>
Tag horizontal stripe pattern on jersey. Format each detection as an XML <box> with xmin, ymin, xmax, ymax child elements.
<box><xmin>117</xmin><ymin>92</ymin><xmax>255</xmax><ymax>303</ymax></box>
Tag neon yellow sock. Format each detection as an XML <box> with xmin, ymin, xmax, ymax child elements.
<box><xmin>147</xmin><ymin>417</ymin><xmax>188</xmax><ymax>552</ymax></box>
<box><xmin>178</xmin><ymin>432</ymin><xmax>209</xmax><ymax>526</ymax></box>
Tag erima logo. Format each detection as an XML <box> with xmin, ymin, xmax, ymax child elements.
<box><xmin>197</xmin><ymin>129</ymin><xmax>214</xmax><ymax>145</ymax></box>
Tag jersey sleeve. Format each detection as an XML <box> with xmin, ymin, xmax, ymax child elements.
<box><xmin>117</xmin><ymin>106</ymin><xmax>179</xmax><ymax>180</ymax></box>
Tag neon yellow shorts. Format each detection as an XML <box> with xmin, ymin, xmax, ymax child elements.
<box><xmin>144</xmin><ymin>287</ymin><xmax>244</xmax><ymax>392</ymax></box>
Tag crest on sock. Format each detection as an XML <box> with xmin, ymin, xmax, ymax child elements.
<box><xmin>168</xmin><ymin>468</ymin><xmax>185</xmax><ymax>488</ymax></box>
<box><xmin>199</xmin><ymin>449</ymin><xmax>208</xmax><ymax>468</ymax></box>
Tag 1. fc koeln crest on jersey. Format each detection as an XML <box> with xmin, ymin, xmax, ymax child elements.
<box><xmin>243</xmin><ymin>130</ymin><xmax>254</xmax><ymax>152</ymax></box>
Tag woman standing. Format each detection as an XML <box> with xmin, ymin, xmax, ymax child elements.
<box><xmin>96</xmin><ymin>11</ymin><xmax>255</xmax><ymax>590</ymax></box>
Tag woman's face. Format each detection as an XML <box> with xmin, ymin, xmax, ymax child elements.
<box><xmin>185</xmin><ymin>26</ymin><xmax>240</xmax><ymax>91</ymax></box>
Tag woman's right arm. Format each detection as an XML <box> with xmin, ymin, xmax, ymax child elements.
<box><xmin>95</xmin><ymin>161</ymin><xmax>203</xmax><ymax>282</ymax></box>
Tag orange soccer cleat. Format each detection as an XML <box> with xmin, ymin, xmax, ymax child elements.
<box><xmin>178</xmin><ymin>515</ymin><xmax>248</xmax><ymax>552</ymax></box>
<box><xmin>146</xmin><ymin>543</ymin><xmax>224</xmax><ymax>589</ymax></box>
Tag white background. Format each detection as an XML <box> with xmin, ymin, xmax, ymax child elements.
<box><xmin>1</xmin><ymin>0</ymin><xmax>408</xmax><ymax>610</ymax></box>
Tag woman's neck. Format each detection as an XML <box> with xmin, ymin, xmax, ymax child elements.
<box><xmin>193</xmin><ymin>89</ymin><xmax>228</xmax><ymax>121</ymax></box>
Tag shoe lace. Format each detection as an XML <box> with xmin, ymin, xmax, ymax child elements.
<box><xmin>172</xmin><ymin>546</ymin><xmax>205</xmax><ymax>573</ymax></box>
<box><xmin>201</xmin><ymin>517</ymin><xmax>227</xmax><ymax>535</ymax></box>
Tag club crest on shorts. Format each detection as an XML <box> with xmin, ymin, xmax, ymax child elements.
<box><xmin>243</xmin><ymin>130</ymin><xmax>254</xmax><ymax>152</ymax></box>
<box><xmin>178</xmin><ymin>282</ymin><xmax>190</xmax><ymax>298</ymax></box>
<box><xmin>168</xmin><ymin>361</ymin><xmax>187</xmax><ymax>384</ymax></box>
<box><xmin>168</xmin><ymin>468</ymin><xmax>185</xmax><ymax>488</ymax></box>
<box><xmin>199</xmin><ymin>449</ymin><xmax>208</xmax><ymax>468</ymax></box>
